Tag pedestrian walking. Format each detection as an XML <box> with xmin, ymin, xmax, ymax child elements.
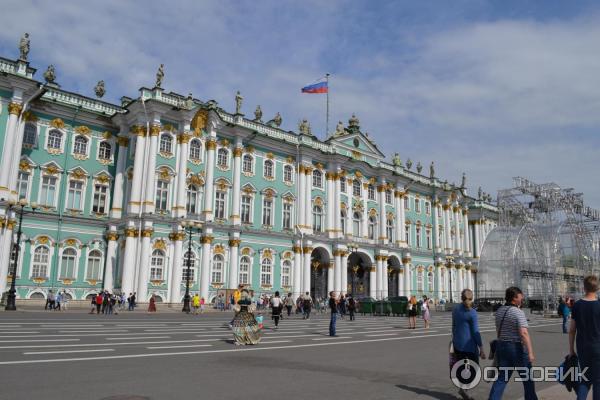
<box><xmin>338</xmin><ymin>293</ymin><xmax>346</xmax><ymax>320</ymax></box>
<box><xmin>270</xmin><ymin>291</ymin><xmax>283</xmax><ymax>329</ymax></box>
<box><xmin>347</xmin><ymin>294</ymin><xmax>356</xmax><ymax>321</ymax></box>
<box><xmin>192</xmin><ymin>293</ymin><xmax>200</xmax><ymax>315</ymax></box>
<box><xmin>95</xmin><ymin>293</ymin><xmax>103</xmax><ymax>314</ymax></box>
<box><xmin>148</xmin><ymin>294</ymin><xmax>157</xmax><ymax>312</ymax></box>
<box><xmin>45</xmin><ymin>290</ymin><xmax>55</xmax><ymax>310</ymax></box>
<box><xmin>488</xmin><ymin>286</ymin><xmax>537</xmax><ymax>400</ymax></box>
<box><xmin>422</xmin><ymin>295</ymin><xmax>431</xmax><ymax>329</ymax></box>
<box><xmin>61</xmin><ymin>291</ymin><xmax>68</xmax><ymax>311</ymax></box>
<box><xmin>559</xmin><ymin>296</ymin><xmax>572</xmax><ymax>334</ymax></box>
<box><xmin>55</xmin><ymin>291</ymin><xmax>62</xmax><ymax>311</ymax></box>
<box><xmin>127</xmin><ymin>293</ymin><xmax>134</xmax><ymax>311</ymax></box>
<box><xmin>200</xmin><ymin>297</ymin><xmax>205</xmax><ymax>313</ymax></box>
<box><xmin>302</xmin><ymin>292</ymin><xmax>313</xmax><ymax>320</ymax></box>
<box><xmin>89</xmin><ymin>294</ymin><xmax>97</xmax><ymax>314</ymax></box>
<box><xmin>451</xmin><ymin>289</ymin><xmax>485</xmax><ymax>400</ymax></box>
<box><xmin>284</xmin><ymin>293</ymin><xmax>294</xmax><ymax>317</ymax></box>
<box><xmin>408</xmin><ymin>295</ymin><xmax>417</xmax><ymax>329</ymax></box>
<box><xmin>569</xmin><ymin>275</ymin><xmax>600</xmax><ymax>399</ymax></box>
<box><xmin>328</xmin><ymin>291</ymin><xmax>338</xmax><ymax>336</ymax></box>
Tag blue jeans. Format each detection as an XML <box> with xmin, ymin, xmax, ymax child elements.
<box><xmin>488</xmin><ymin>341</ymin><xmax>538</xmax><ymax>400</ymax></box>
<box><xmin>329</xmin><ymin>312</ymin><xmax>337</xmax><ymax>336</ymax></box>
<box><xmin>563</xmin><ymin>314</ymin><xmax>570</xmax><ymax>333</ymax></box>
<box><xmin>576</xmin><ymin>345</ymin><xmax>600</xmax><ymax>400</ymax></box>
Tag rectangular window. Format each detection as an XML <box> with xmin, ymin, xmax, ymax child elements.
<box><xmin>281</xmin><ymin>262</ymin><xmax>291</xmax><ymax>287</ymax></box>
<box><xmin>262</xmin><ymin>198</ymin><xmax>273</xmax><ymax>226</ymax></box>
<box><xmin>155</xmin><ymin>180</ymin><xmax>169</xmax><ymax>211</ymax></box>
<box><xmin>437</xmin><ymin>206</ymin><xmax>442</xmax><ymax>218</ymax></box>
<box><xmin>239</xmin><ymin>260</ymin><xmax>250</xmax><ymax>285</ymax></box>
<box><xmin>67</xmin><ymin>180</ymin><xmax>84</xmax><ymax>210</ymax></box>
<box><xmin>415</xmin><ymin>199</ymin><xmax>421</xmax><ymax>213</ymax></box>
<box><xmin>405</xmin><ymin>225</ymin><xmax>411</xmax><ymax>246</ymax></box>
<box><xmin>40</xmin><ymin>176</ymin><xmax>57</xmax><ymax>207</ymax></box>
<box><xmin>17</xmin><ymin>172</ymin><xmax>29</xmax><ymax>201</ymax></box>
<box><xmin>385</xmin><ymin>190</ymin><xmax>392</xmax><ymax>204</ymax></box>
<box><xmin>368</xmin><ymin>185</ymin><xmax>375</xmax><ymax>200</ymax></box>
<box><xmin>241</xmin><ymin>195</ymin><xmax>252</xmax><ymax>223</ymax></box>
<box><xmin>426</xmin><ymin>229</ymin><xmax>432</xmax><ymax>249</ymax></box>
<box><xmin>283</xmin><ymin>202</ymin><xmax>292</xmax><ymax>229</ymax></box>
<box><xmin>425</xmin><ymin>201</ymin><xmax>431</xmax><ymax>215</ymax></box>
<box><xmin>92</xmin><ymin>185</ymin><xmax>108</xmax><ymax>214</ymax></box>
<box><xmin>215</xmin><ymin>191</ymin><xmax>226</xmax><ymax>220</ymax></box>
<box><xmin>416</xmin><ymin>227</ymin><xmax>422</xmax><ymax>247</ymax></box>
<box><xmin>340</xmin><ymin>179</ymin><xmax>346</xmax><ymax>193</ymax></box>
<box><xmin>261</xmin><ymin>263</ymin><xmax>272</xmax><ymax>285</ymax></box>
<box><xmin>404</xmin><ymin>196</ymin><xmax>409</xmax><ymax>210</ymax></box>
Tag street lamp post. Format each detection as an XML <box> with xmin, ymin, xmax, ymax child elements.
<box><xmin>5</xmin><ymin>199</ymin><xmax>37</xmax><ymax>311</ymax></box>
<box><xmin>181</xmin><ymin>220</ymin><xmax>200</xmax><ymax>313</ymax></box>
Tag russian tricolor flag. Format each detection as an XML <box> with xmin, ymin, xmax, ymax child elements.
<box><xmin>301</xmin><ymin>80</ymin><xmax>328</xmax><ymax>94</ymax></box>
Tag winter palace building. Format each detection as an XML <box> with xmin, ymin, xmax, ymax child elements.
<box><xmin>0</xmin><ymin>47</ymin><xmax>498</xmax><ymax>304</ymax></box>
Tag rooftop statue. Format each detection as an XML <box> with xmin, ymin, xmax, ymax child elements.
<box><xmin>298</xmin><ymin>119</ymin><xmax>312</xmax><ymax>136</ymax></box>
<box><xmin>43</xmin><ymin>65</ymin><xmax>56</xmax><ymax>84</ymax></box>
<box><xmin>254</xmin><ymin>105</ymin><xmax>262</xmax><ymax>122</ymax></box>
<box><xmin>478</xmin><ymin>186</ymin><xmax>483</xmax><ymax>200</ymax></box>
<box><xmin>205</xmin><ymin>99</ymin><xmax>219</xmax><ymax>110</ymax></box>
<box><xmin>461</xmin><ymin>172</ymin><xmax>467</xmax><ymax>188</ymax></box>
<box><xmin>185</xmin><ymin>93</ymin><xmax>194</xmax><ymax>109</ymax></box>
<box><xmin>406</xmin><ymin>158</ymin><xmax>412</xmax><ymax>170</ymax></box>
<box><xmin>348</xmin><ymin>113</ymin><xmax>359</xmax><ymax>128</ymax></box>
<box><xmin>94</xmin><ymin>80</ymin><xmax>105</xmax><ymax>99</ymax></box>
<box><xmin>416</xmin><ymin>162</ymin><xmax>422</xmax><ymax>174</ymax></box>
<box><xmin>334</xmin><ymin>121</ymin><xmax>345</xmax><ymax>136</ymax></box>
<box><xmin>155</xmin><ymin>64</ymin><xmax>164</xmax><ymax>88</ymax></box>
<box><xmin>235</xmin><ymin>91</ymin><xmax>243</xmax><ymax>114</ymax></box>
<box><xmin>19</xmin><ymin>33</ymin><xmax>30</xmax><ymax>61</ymax></box>
<box><xmin>430</xmin><ymin>162</ymin><xmax>435</xmax><ymax>179</ymax></box>
<box><xmin>392</xmin><ymin>153</ymin><xmax>402</xmax><ymax>167</ymax></box>
<box><xmin>272</xmin><ymin>112</ymin><xmax>282</xmax><ymax>127</ymax></box>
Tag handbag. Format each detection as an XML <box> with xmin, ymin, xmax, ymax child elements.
<box><xmin>489</xmin><ymin>306</ymin><xmax>511</xmax><ymax>361</ymax></box>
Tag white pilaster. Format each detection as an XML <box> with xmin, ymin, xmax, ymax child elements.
<box><xmin>369</xmin><ymin>264</ymin><xmax>377</xmax><ymax>299</ymax></box>
<box><xmin>137</xmin><ymin>225</ymin><xmax>153</xmax><ymax>301</ymax></box>
<box><xmin>435</xmin><ymin>264</ymin><xmax>442</xmax><ymax>300</ymax></box>
<box><xmin>110</xmin><ymin>136</ymin><xmax>129</xmax><ymax>218</ymax></box>
<box><xmin>103</xmin><ymin>230</ymin><xmax>119</xmax><ymax>292</ymax></box>
<box><xmin>326</xmin><ymin>172</ymin><xmax>334</xmax><ymax>237</ymax></box>
<box><xmin>0</xmin><ymin>223</ymin><xmax>14</xmax><ymax>294</ymax></box>
<box><xmin>303</xmin><ymin>242</ymin><xmax>312</xmax><ymax>294</ymax></box>
<box><xmin>297</xmin><ymin>166</ymin><xmax>306</xmax><ymax>227</ymax></box>
<box><xmin>175</xmin><ymin>134</ymin><xmax>190</xmax><ymax>218</ymax></box>
<box><xmin>327</xmin><ymin>261</ymin><xmax>334</xmax><ymax>294</ymax></box>
<box><xmin>128</xmin><ymin>132</ymin><xmax>146</xmax><ymax>214</ymax></box>
<box><xmin>293</xmin><ymin>243</ymin><xmax>302</xmax><ymax>297</ymax></box>
<box><xmin>334</xmin><ymin>172</ymin><xmax>341</xmax><ymax>238</ymax></box>
<box><xmin>203</xmin><ymin>137</ymin><xmax>217</xmax><ymax>222</ymax></box>
<box><xmin>333</xmin><ymin>250</ymin><xmax>341</xmax><ymax>292</ymax></box>
<box><xmin>0</xmin><ymin>101</ymin><xmax>22</xmax><ymax>197</ymax></box>
<box><xmin>143</xmin><ymin>125</ymin><xmax>159</xmax><ymax>214</ymax></box>
<box><xmin>474</xmin><ymin>223</ymin><xmax>481</xmax><ymax>258</ymax></box>
<box><xmin>121</xmin><ymin>225</ymin><xmax>138</xmax><ymax>296</ymax></box>
<box><xmin>382</xmin><ymin>258</ymin><xmax>389</xmax><ymax>298</ymax></box>
<box><xmin>341</xmin><ymin>251</ymin><xmax>348</xmax><ymax>295</ymax></box>
<box><xmin>228</xmin><ymin>235</ymin><xmax>240</xmax><ymax>289</ymax></box>
<box><xmin>376</xmin><ymin>256</ymin><xmax>383</xmax><ymax>299</ymax></box>
<box><xmin>443</xmin><ymin>204</ymin><xmax>452</xmax><ymax>252</ymax></box>
<box><xmin>199</xmin><ymin>231</ymin><xmax>213</xmax><ymax>301</ymax></box>
<box><xmin>463</xmin><ymin>211</ymin><xmax>470</xmax><ymax>255</ymax></box>
<box><xmin>361</xmin><ymin>181</ymin><xmax>368</xmax><ymax>238</ymax></box>
<box><xmin>305</xmin><ymin>167</ymin><xmax>312</xmax><ymax>232</ymax></box>
<box><xmin>395</xmin><ymin>190</ymin><xmax>404</xmax><ymax>245</ymax></box>
<box><xmin>168</xmin><ymin>231</ymin><xmax>184</xmax><ymax>303</ymax></box>
<box><xmin>231</xmin><ymin>142</ymin><xmax>242</xmax><ymax>225</ymax></box>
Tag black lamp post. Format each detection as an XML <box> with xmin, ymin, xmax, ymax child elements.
<box><xmin>181</xmin><ymin>220</ymin><xmax>200</xmax><ymax>313</ymax></box>
<box><xmin>5</xmin><ymin>199</ymin><xmax>37</xmax><ymax>311</ymax></box>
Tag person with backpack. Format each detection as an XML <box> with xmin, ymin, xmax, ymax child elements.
<box><xmin>559</xmin><ymin>296</ymin><xmax>572</xmax><ymax>334</ymax></box>
<box><xmin>347</xmin><ymin>294</ymin><xmax>356</xmax><ymax>321</ymax></box>
<box><xmin>284</xmin><ymin>293</ymin><xmax>294</xmax><ymax>317</ymax></box>
<box><xmin>270</xmin><ymin>291</ymin><xmax>283</xmax><ymax>329</ymax></box>
<box><xmin>302</xmin><ymin>292</ymin><xmax>313</xmax><ymax>320</ymax></box>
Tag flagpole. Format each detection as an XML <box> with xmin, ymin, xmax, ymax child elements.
<box><xmin>326</xmin><ymin>73</ymin><xmax>330</xmax><ymax>138</ymax></box>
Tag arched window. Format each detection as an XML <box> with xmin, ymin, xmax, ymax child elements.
<box><xmin>212</xmin><ymin>254</ymin><xmax>224</xmax><ymax>283</ymax></box>
<box><xmin>150</xmin><ymin>250</ymin><xmax>165</xmax><ymax>280</ymax></box>
<box><xmin>32</xmin><ymin>246</ymin><xmax>49</xmax><ymax>278</ymax></box>
<box><xmin>386</xmin><ymin>218</ymin><xmax>394</xmax><ymax>243</ymax></box>
<box><xmin>340</xmin><ymin>210</ymin><xmax>347</xmax><ymax>234</ymax></box>
<box><xmin>159</xmin><ymin>134</ymin><xmax>173</xmax><ymax>154</ymax></box>
<box><xmin>312</xmin><ymin>205</ymin><xmax>323</xmax><ymax>232</ymax></box>
<box><xmin>263</xmin><ymin>159</ymin><xmax>274</xmax><ymax>178</ymax></box>
<box><xmin>189</xmin><ymin>139</ymin><xmax>202</xmax><ymax>161</ymax></box>
<box><xmin>283</xmin><ymin>165</ymin><xmax>293</xmax><ymax>183</ymax></box>
<box><xmin>352</xmin><ymin>180</ymin><xmax>361</xmax><ymax>197</ymax></box>
<box><xmin>239</xmin><ymin>256</ymin><xmax>250</xmax><ymax>285</ymax></box>
<box><xmin>60</xmin><ymin>248</ymin><xmax>77</xmax><ymax>279</ymax></box>
<box><xmin>417</xmin><ymin>270</ymin><xmax>424</xmax><ymax>292</ymax></box>
<box><xmin>260</xmin><ymin>258</ymin><xmax>272</xmax><ymax>286</ymax></box>
<box><xmin>186</xmin><ymin>184</ymin><xmax>199</xmax><ymax>214</ymax></box>
<box><xmin>86</xmin><ymin>250</ymin><xmax>102</xmax><ymax>280</ymax></box>
<box><xmin>281</xmin><ymin>260</ymin><xmax>291</xmax><ymax>287</ymax></box>
<box><xmin>23</xmin><ymin>123</ymin><xmax>37</xmax><ymax>146</ymax></box>
<box><xmin>217</xmin><ymin>148</ymin><xmax>229</xmax><ymax>168</ymax></box>
<box><xmin>242</xmin><ymin>154</ymin><xmax>253</xmax><ymax>173</ymax></box>
<box><xmin>73</xmin><ymin>136</ymin><xmax>88</xmax><ymax>155</ymax></box>
<box><xmin>47</xmin><ymin>129</ymin><xmax>62</xmax><ymax>150</ymax></box>
<box><xmin>98</xmin><ymin>142</ymin><xmax>112</xmax><ymax>160</ymax></box>
<box><xmin>368</xmin><ymin>184</ymin><xmax>375</xmax><ymax>200</ymax></box>
<box><xmin>312</xmin><ymin>170</ymin><xmax>322</xmax><ymax>188</ymax></box>
<box><xmin>353</xmin><ymin>212</ymin><xmax>361</xmax><ymax>237</ymax></box>
<box><xmin>182</xmin><ymin>251</ymin><xmax>196</xmax><ymax>284</ymax></box>
<box><xmin>368</xmin><ymin>215</ymin><xmax>377</xmax><ymax>239</ymax></box>
<box><xmin>427</xmin><ymin>271</ymin><xmax>434</xmax><ymax>291</ymax></box>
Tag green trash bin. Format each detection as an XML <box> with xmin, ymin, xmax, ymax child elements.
<box><xmin>389</xmin><ymin>296</ymin><xmax>408</xmax><ymax>316</ymax></box>
<box><xmin>374</xmin><ymin>300</ymin><xmax>391</xmax><ymax>316</ymax></box>
<box><xmin>358</xmin><ymin>297</ymin><xmax>376</xmax><ymax>315</ymax></box>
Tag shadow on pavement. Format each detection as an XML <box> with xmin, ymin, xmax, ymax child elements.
<box><xmin>395</xmin><ymin>383</ymin><xmax>459</xmax><ymax>400</ymax></box>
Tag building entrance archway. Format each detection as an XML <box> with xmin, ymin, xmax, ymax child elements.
<box><xmin>388</xmin><ymin>256</ymin><xmax>402</xmax><ymax>297</ymax></box>
<box><xmin>347</xmin><ymin>251</ymin><xmax>372</xmax><ymax>298</ymax></box>
<box><xmin>310</xmin><ymin>247</ymin><xmax>330</xmax><ymax>302</ymax></box>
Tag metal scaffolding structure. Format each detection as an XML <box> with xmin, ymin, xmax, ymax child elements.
<box><xmin>478</xmin><ymin>177</ymin><xmax>600</xmax><ymax>310</ymax></box>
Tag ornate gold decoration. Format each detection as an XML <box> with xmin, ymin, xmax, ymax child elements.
<box><xmin>368</xmin><ymin>208</ymin><xmax>377</xmax><ymax>217</ymax></box>
<box><xmin>442</xmin><ymin>204</ymin><xmax>451</xmax><ymax>211</ymax></box>
<box><xmin>95</xmin><ymin>174</ymin><xmax>110</xmax><ymax>184</ymax></box>
<box><xmin>213</xmin><ymin>244</ymin><xmax>225</xmax><ymax>255</ymax></box>
<box><xmin>282</xmin><ymin>251</ymin><xmax>292</xmax><ymax>259</ymax></box>
<box><xmin>127</xmin><ymin>169</ymin><xmax>133</xmax><ymax>180</ymax></box>
<box><xmin>314</xmin><ymin>197</ymin><xmax>323</xmax><ymax>206</ymax></box>
<box><xmin>150</xmin><ymin>279</ymin><xmax>164</xmax><ymax>287</ymax></box>
<box><xmin>325</xmin><ymin>171</ymin><xmax>335</xmax><ymax>180</ymax></box>
<box><xmin>354</xmin><ymin>170</ymin><xmax>362</xmax><ymax>178</ymax></box>
<box><xmin>141</xmin><ymin>228</ymin><xmax>154</xmax><ymax>238</ymax></box>
<box><xmin>70</xmin><ymin>168</ymin><xmax>87</xmax><ymax>180</ymax></box>
<box><xmin>87</xmin><ymin>279</ymin><xmax>98</xmax><ymax>286</ymax></box>
<box><xmin>116</xmin><ymin>137</ymin><xmax>129</xmax><ymax>147</ymax></box>
<box><xmin>130</xmin><ymin>125</ymin><xmax>145</xmax><ymax>136</ymax></box>
<box><xmin>245</xmin><ymin>145</ymin><xmax>255</xmax><ymax>154</ymax></box>
<box><xmin>177</xmin><ymin>133</ymin><xmax>191</xmax><ymax>144</ymax></box>
<box><xmin>191</xmin><ymin>109</ymin><xmax>208</xmax><ymax>134</ymax></box>
<box><xmin>153</xmin><ymin>240</ymin><xmax>166</xmax><ymax>250</ymax></box>
<box><xmin>304</xmin><ymin>166</ymin><xmax>313</xmax><ymax>175</ymax></box>
<box><xmin>188</xmin><ymin>175</ymin><xmax>204</xmax><ymax>186</ymax></box>
<box><xmin>298</xmin><ymin>164</ymin><xmax>305</xmax><ymax>174</ymax></box>
<box><xmin>377</xmin><ymin>184</ymin><xmax>385</xmax><ymax>193</ymax></box>
<box><xmin>65</xmin><ymin>239</ymin><xmax>77</xmax><ymax>247</ymax></box>
<box><xmin>266</xmin><ymin>152</ymin><xmax>274</xmax><ymax>160</ymax></box>
<box><xmin>75</xmin><ymin>126</ymin><xmax>91</xmax><ymax>136</ymax></box>
<box><xmin>159</xmin><ymin>167</ymin><xmax>171</xmax><ymax>180</ymax></box>
<box><xmin>233</xmin><ymin>147</ymin><xmax>243</xmax><ymax>157</ymax></box>
<box><xmin>367</xmin><ymin>265</ymin><xmax>376</xmax><ymax>273</ymax></box>
<box><xmin>216</xmin><ymin>178</ymin><xmax>228</xmax><ymax>190</ymax></box>
<box><xmin>6</xmin><ymin>220</ymin><xmax>16</xmax><ymax>230</ymax></box>
<box><xmin>228</xmin><ymin>239</ymin><xmax>241</xmax><ymax>247</ymax></box>
<box><xmin>200</xmin><ymin>236</ymin><xmax>214</xmax><ymax>244</ymax></box>
<box><xmin>61</xmin><ymin>278</ymin><xmax>73</xmax><ymax>285</ymax></box>
<box><xmin>220</xmin><ymin>138</ymin><xmax>230</xmax><ymax>147</ymax></box>
<box><xmin>292</xmin><ymin>246</ymin><xmax>301</xmax><ymax>253</ymax></box>
<box><xmin>150</xmin><ymin>124</ymin><xmax>161</xmax><ymax>136</ymax></box>
<box><xmin>32</xmin><ymin>277</ymin><xmax>47</xmax><ymax>284</ymax></box>
<box><xmin>19</xmin><ymin>159</ymin><xmax>31</xmax><ymax>172</ymax></box>
<box><xmin>49</xmin><ymin>118</ymin><xmax>65</xmax><ymax>129</ymax></box>
<box><xmin>315</xmin><ymin>162</ymin><xmax>324</xmax><ymax>170</ymax></box>
<box><xmin>286</xmin><ymin>156</ymin><xmax>294</xmax><ymax>163</ymax></box>
<box><xmin>402</xmin><ymin>256</ymin><xmax>411</xmax><ymax>264</ymax></box>
<box><xmin>8</xmin><ymin>102</ymin><xmax>23</xmax><ymax>115</ymax></box>
<box><xmin>241</xmin><ymin>247</ymin><xmax>251</xmax><ymax>256</ymax></box>
<box><xmin>22</xmin><ymin>110</ymin><xmax>38</xmax><ymax>122</ymax></box>
<box><xmin>106</xmin><ymin>232</ymin><xmax>119</xmax><ymax>241</ymax></box>
<box><xmin>163</xmin><ymin>124</ymin><xmax>175</xmax><ymax>132</ymax></box>
<box><xmin>303</xmin><ymin>246</ymin><xmax>313</xmax><ymax>253</ymax></box>
<box><xmin>38</xmin><ymin>236</ymin><xmax>50</xmax><ymax>245</ymax></box>
<box><xmin>262</xmin><ymin>249</ymin><xmax>273</xmax><ymax>259</ymax></box>
<box><xmin>340</xmin><ymin>202</ymin><xmax>347</xmax><ymax>210</ymax></box>
<box><xmin>206</xmin><ymin>138</ymin><xmax>217</xmax><ymax>150</ymax></box>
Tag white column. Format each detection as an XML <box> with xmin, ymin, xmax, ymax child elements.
<box><xmin>293</xmin><ymin>244</ymin><xmax>302</xmax><ymax>297</ymax></box>
<box><xmin>334</xmin><ymin>173</ymin><xmax>341</xmax><ymax>238</ymax></box>
<box><xmin>199</xmin><ymin>233</ymin><xmax>213</xmax><ymax>301</ymax></box>
<box><xmin>397</xmin><ymin>268</ymin><xmax>403</xmax><ymax>296</ymax></box>
<box><xmin>444</xmin><ymin>204</ymin><xmax>452</xmax><ymax>252</ymax></box>
<box><xmin>326</xmin><ymin>172</ymin><xmax>334</xmax><ymax>236</ymax></box>
<box><xmin>228</xmin><ymin>236</ymin><xmax>240</xmax><ymax>289</ymax></box>
<box><xmin>474</xmin><ymin>223</ymin><xmax>481</xmax><ymax>257</ymax></box>
<box><xmin>382</xmin><ymin>257</ymin><xmax>389</xmax><ymax>298</ymax></box>
<box><xmin>333</xmin><ymin>250</ymin><xmax>341</xmax><ymax>292</ymax></box>
<box><xmin>128</xmin><ymin>130</ymin><xmax>146</xmax><ymax>214</ymax></box>
<box><xmin>8</xmin><ymin>120</ymin><xmax>28</xmax><ymax>196</ymax></box>
<box><xmin>327</xmin><ymin>261</ymin><xmax>335</xmax><ymax>294</ymax></box>
<box><xmin>143</xmin><ymin>125</ymin><xmax>159</xmax><ymax>214</ymax></box>
<box><xmin>395</xmin><ymin>190</ymin><xmax>404</xmax><ymax>245</ymax></box>
<box><xmin>103</xmin><ymin>231</ymin><xmax>119</xmax><ymax>292</ymax></box>
<box><xmin>435</xmin><ymin>264</ymin><xmax>442</xmax><ymax>300</ymax></box>
<box><xmin>305</xmin><ymin>167</ymin><xmax>313</xmax><ymax>232</ymax></box>
<box><xmin>369</xmin><ymin>264</ymin><xmax>377</xmax><ymax>299</ymax></box>
<box><xmin>230</xmin><ymin>144</ymin><xmax>242</xmax><ymax>225</ymax></box>
<box><xmin>376</xmin><ymin>256</ymin><xmax>383</xmax><ymax>299</ymax></box>
<box><xmin>432</xmin><ymin>202</ymin><xmax>440</xmax><ymax>251</ymax></box>
<box><xmin>169</xmin><ymin>232</ymin><xmax>184</xmax><ymax>303</ymax></box>
<box><xmin>466</xmin><ymin>268</ymin><xmax>473</xmax><ymax>290</ymax></box>
<box><xmin>0</xmin><ymin>222</ymin><xmax>14</xmax><ymax>294</ymax></box>
<box><xmin>361</xmin><ymin>181</ymin><xmax>368</xmax><ymax>238</ymax></box>
<box><xmin>110</xmin><ymin>137</ymin><xmax>129</xmax><ymax>218</ymax></box>
<box><xmin>297</xmin><ymin>166</ymin><xmax>306</xmax><ymax>227</ymax></box>
<box><xmin>458</xmin><ymin>266</ymin><xmax>464</xmax><ymax>296</ymax></box>
<box><xmin>403</xmin><ymin>261</ymin><xmax>411</xmax><ymax>296</ymax></box>
<box><xmin>120</xmin><ymin>226</ymin><xmax>138</xmax><ymax>296</ymax></box>
<box><xmin>303</xmin><ymin>244</ymin><xmax>312</xmax><ymax>294</ymax></box>
<box><xmin>453</xmin><ymin>206</ymin><xmax>461</xmax><ymax>252</ymax></box>
<box><xmin>203</xmin><ymin>138</ymin><xmax>217</xmax><ymax>222</ymax></box>
<box><xmin>341</xmin><ymin>251</ymin><xmax>348</xmax><ymax>295</ymax></box>
<box><xmin>449</xmin><ymin>266</ymin><xmax>457</xmax><ymax>302</ymax></box>
<box><xmin>378</xmin><ymin>184</ymin><xmax>386</xmax><ymax>243</ymax></box>
<box><xmin>463</xmin><ymin>211</ymin><xmax>470</xmax><ymax>254</ymax></box>
<box><xmin>137</xmin><ymin>226</ymin><xmax>153</xmax><ymax>302</ymax></box>
<box><xmin>0</xmin><ymin>101</ymin><xmax>21</xmax><ymax>196</ymax></box>
<box><xmin>175</xmin><ymin>134</ymin><xmax>190</xmax><ymax>218</ymax></box>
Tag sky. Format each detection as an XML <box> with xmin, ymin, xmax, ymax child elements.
<box><xmin>1</xmin><ymin>0</ymin><xmax>599</xmax><ymax>208</ymax></box>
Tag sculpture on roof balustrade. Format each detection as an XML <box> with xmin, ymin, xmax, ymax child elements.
<box><xmin>19</xmin><ymin>33</ymin><xmax>30</xmax><ymax>61</ymax></box>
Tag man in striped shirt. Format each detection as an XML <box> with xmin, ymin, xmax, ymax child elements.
<box><xmin>488</xmin><ymin>286</ymin><xmax>538</xmax><ymax>400</ymax></box>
